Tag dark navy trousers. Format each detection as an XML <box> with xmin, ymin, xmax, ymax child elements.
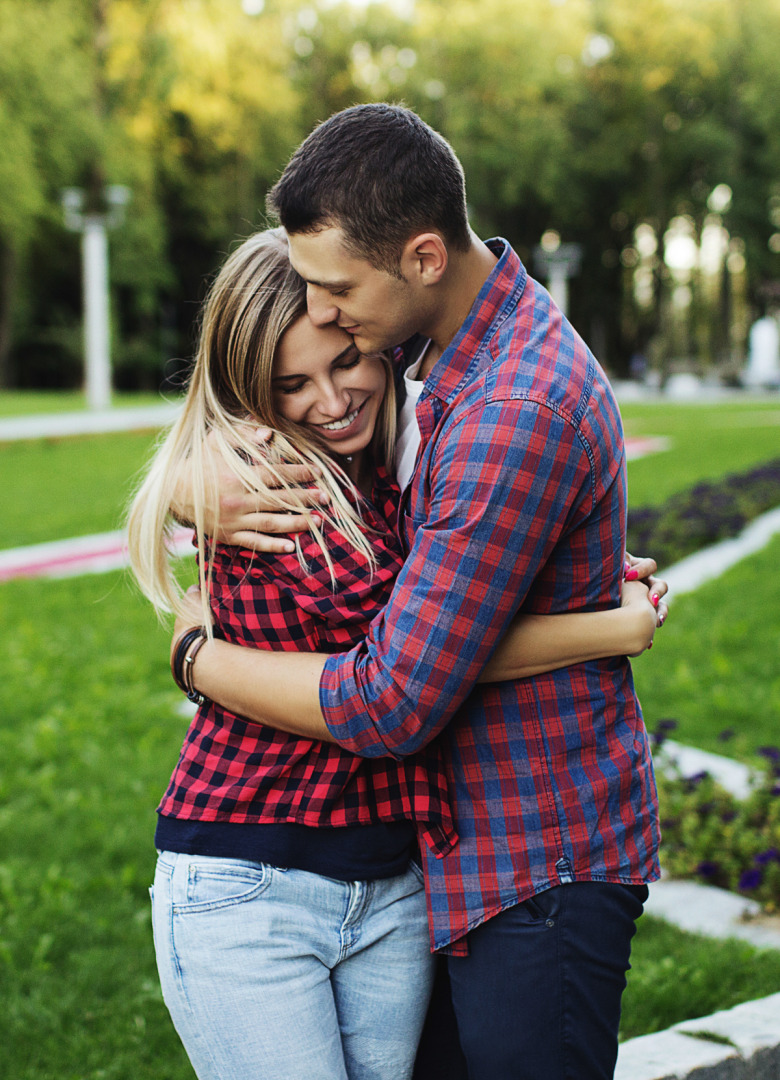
<box><xmin>413</xmin><ymin>881</ymin><xmax>648</xmax><ymax>1080</ymax></box>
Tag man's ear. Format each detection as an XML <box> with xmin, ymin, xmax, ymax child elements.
<box><xmin>400</xmin><ymin>232</ymin><xmax>448</xmax><ymax>286</ymax></box>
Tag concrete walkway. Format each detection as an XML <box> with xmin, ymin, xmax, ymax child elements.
<box><xmin>0</xmin><ymin>402</ymin><xmax>181</xmax><ymax>442</ymax></box>
<box><xmin>0</xmin><ymin>527</ymin><xmax>193</xmax><ymax>582</ymax></box>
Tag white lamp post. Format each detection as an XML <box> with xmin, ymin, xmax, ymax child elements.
<box><xmin>61</xmin><ymin>185</ymin><xmax>131</xmax><ymax>411</ymax></box>
<box><xmin>533</xmin><ymin>234</ymin><xmax>583</xmax><ymax>319</ymax></box>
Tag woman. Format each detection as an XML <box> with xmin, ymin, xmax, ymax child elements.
<box><xmin>128</xmin><ymin>228</ymin><xmax>662</xmax><ymax>1080</ymax></box>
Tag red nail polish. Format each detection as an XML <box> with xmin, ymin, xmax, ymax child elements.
<box><xmin>651</xmin><ymin>593</ymin><xmax>659</xmax><ymax>607</ymax></box>
<box><xmin>625</xmin><ymin>568</ymin><xmax>639</xmax><ymax>581</ymax></box>
<box><xmin>647</xmin><ymin>641</ymin><xmax>653</xmax><ymax>649</ymax></box>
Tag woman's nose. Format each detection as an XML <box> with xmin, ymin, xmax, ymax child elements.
<box><xmin>320</xmin><ymin>381</ymin><xmax>351</xmax><ymax>419</ymax></box>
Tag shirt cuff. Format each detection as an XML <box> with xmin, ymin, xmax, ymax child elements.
<box><xmin>320</xmin><ymin>649</ymin><xmax>395</xmax><ymax>758</ymax></box>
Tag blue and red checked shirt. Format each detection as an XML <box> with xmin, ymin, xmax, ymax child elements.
<box><xmin>157</xmin><ymin>463</ymin><xmax>457</xmax><ymax>860</ymax></box>
<box><xmin>321</xmin><ymin>239</ymin><xmax>661</xmax><ymax>953</ymax></box>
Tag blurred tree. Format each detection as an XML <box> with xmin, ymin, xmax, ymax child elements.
<box><xmin>1</xmin><ymin>0</ymin><xmax>301</xmax><ymax>390</ymax></box>
<box><xmin>0</xmin><ymin>0</ymin><xmax>99</xmax><ymax>386</ymax></box>
<box><xmin>103</xmin><ymin>0</ymin><xmax>301</xmax><ymax>388</ymax></box>
<box><xmin>2</xmin><ymin>0</ymin><xmax>779</xmax><ymax>387</ymax></box>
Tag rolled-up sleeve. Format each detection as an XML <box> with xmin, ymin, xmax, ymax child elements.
<box><xmin>320</xmin><ymin>397</ymin><xmax>593</xmax><ymax>758</ymax></box>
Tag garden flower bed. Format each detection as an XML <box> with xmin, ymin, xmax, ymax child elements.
<box><xmin>627</xmin><ymin>457</ymin><xmax>780</xmax><ymax>567</ymax></box>
<box><xmin>651</xmin><ymin>720</ymin><xmax>780</xmax><ymax>911</ymax></box>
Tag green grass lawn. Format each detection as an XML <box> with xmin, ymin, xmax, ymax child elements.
<box><xmin>621</xmin><ymin>915</ymin><xmax>780</xmax><ymax>1041</ymax></box>
<box><xmin>0</xmin><ymin>431</ymin><xmax>162</xmax><ymax>549</ymax></box>
<box><xmin>0</xmin><ymin>571</ymin><xmax>195</xmax><ymax>1080</ymax></box>
<box><xmin>622</xmin><ymin>400</ymin><xmax>780</xmax><ymax>507</ymax></box>
<box><xmin>632</xmin><ymin>532</ymin><xmax>780</xmax><ymax>762</ymax></box>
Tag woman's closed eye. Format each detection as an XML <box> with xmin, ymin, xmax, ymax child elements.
<box><xmin>275</xmin><ymin>379</ymin><xmax>307</xmax><ymax>395</ymax></box>
<box><xmin>335</xmin><ymin>354</ymin><xmax>362</xmax><ymax>372</ymax></box>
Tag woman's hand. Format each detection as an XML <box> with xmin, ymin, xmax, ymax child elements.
<box><xmin>625</xmin><ymin>552</ymin><xmax>669</xmax><ymax>625</ymax></box>
<box><xmin>619</xmin><ymin>578</ymin><xmax>667</xmax><ymax>656</ymax></box>
<box><xmin>625</xmin><ymin>551</ymin><xmax>667</xmax><ymax>595</ymax></box>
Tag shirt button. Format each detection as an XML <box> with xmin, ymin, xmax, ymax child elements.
<box><xmin>546</xmin><ymin>919</ymin><xmax>555</xmax><ymax>929</ymax></box>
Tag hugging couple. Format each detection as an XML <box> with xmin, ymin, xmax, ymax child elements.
<box><xmin>129</xmin><ymin>103</ymin><xmax>665</xmax><ymax>1080</ymax></box>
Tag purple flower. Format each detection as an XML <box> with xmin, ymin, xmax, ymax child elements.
<box><xmin>657</xmin><ymin>719</ymin><xmax>679</xmax><ymax>733</ymax></box>
<box><xmin>754</xmin><ymin>849</ymin><xmax>780</xmax><ymax>865</ymax></box>
<box><xmin>717</xmin><ymin>729</ymin><xmax>735</xmax><ymax>742</ymax></box>
<box><xmin>771</xmin><ymin>784</ymin><xmax>780</xmax><ymax>797</ymax></box>
<box><xmin>738</xmin><ymin>868</ymin><xmax>763</xmax><ymax>891</ymax></box>
<box><xmin>758</xmin><ymin>746</ymin><xmax>780</xmax><ymax>762</ymax></box>
<box><xmin>720</xmin><ymin>810</ymin><xmax>737</xmax><ymax>823</ymax></box>
<box><xmin>684</xmin><ymin>771</ymin><xmax>709</xmax><ymax>789</ymax></box>
<box><xmin>697</xmin><ymin>861</ymin><xmax>719</xmax><ymax>878</ymax></box>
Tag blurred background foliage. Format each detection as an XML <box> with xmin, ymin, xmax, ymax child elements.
<box><xmin>1</xmin><ymin>0</ymin><xmax>780</xmax><ymax>392</ymax></box>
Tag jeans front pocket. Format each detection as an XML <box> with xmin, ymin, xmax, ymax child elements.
<box><xmin>520</xmin><ymin>885</ymin><xmax>562</xmax><ymax>924</ymax></box>
<box><xmin>171</xmin><ymin>855</ymin><xmax>273</xmax><ymax>914</ymax></box>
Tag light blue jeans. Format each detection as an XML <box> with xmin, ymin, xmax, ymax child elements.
<box><xmin>151</xmin><ymin>851</ymin><xmax>434</xmax><ymax>1080</ymax></box>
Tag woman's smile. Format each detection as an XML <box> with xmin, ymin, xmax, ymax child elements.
<box><xmin>320</xmin><ymin>403</ymin><xmax>362</xmax><ymax>431</ymax></box>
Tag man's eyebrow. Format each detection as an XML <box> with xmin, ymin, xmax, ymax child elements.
<box><xmin>305</xmin><ymin>276</ymin><xmax>352</xmax><ymax>291</ymax></box>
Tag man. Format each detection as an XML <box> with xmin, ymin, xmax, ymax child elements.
<box><xmin>176</xmin><ymin>104</ymin><xmax>661</xmax><ymax>1079</ymax></box>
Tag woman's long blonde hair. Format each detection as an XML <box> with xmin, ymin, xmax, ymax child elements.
<box><xmin>127</xmin><ymin>228</ymin><xmax>397</xmax><ymax>620</ymax></box>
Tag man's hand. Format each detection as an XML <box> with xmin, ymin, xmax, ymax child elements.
<box><xmin>170</xmin><ymin>426</ymin><xmax>329</xmax><ymax>553</ymax></box>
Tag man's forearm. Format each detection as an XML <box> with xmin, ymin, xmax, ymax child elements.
<box><xmin>193</xmin><ymin>639</ymin><xmax>335</xmax><ymax>742</ymax></box>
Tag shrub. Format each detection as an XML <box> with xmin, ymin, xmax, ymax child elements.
<box><xmin>652</xmin><ymin>721</ymin><xmax>780</xmax><ymax>911</ymax></box>
<box><xmin>628</xmin><ymin>458</ymin><xmax>780</xmax><ymax>567</ymax></box>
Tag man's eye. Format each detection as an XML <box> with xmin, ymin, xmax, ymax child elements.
<box><xmin>330</xmin><ymin>288</ymin><xmax>348</xmax><ymax>297</ymax></box>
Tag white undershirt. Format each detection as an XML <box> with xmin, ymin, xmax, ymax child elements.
<box><xmin>394</xmin><ymin>340</ymin><xmax>430</xmax><ymax>492</ymax></box>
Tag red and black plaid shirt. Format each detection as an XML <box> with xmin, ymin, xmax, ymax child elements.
<box><xmin>157</xmin><ymin>464</ymin><xmax>457</xmax><ymax>859</ymax></box>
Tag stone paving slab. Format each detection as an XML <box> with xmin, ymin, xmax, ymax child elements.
<box><xmin>617</xmin><ymin>993</ymin><xmax>780</xmax><ymax>1080</ymax></box>
<box><xmin>676</xmin><ymin>994</ymin><xmax>780</xmax><ymax>1079</ymax></box>
<box><xmin>615</xmin><ymin>1027</ymin><xmax>743</xmax><ymax>1080</ymax></box>
<box><xmin>655</xmin><ymin>739</ymin><xmax>758</xmax><ymax>800</ymax></box>
<box><xmin>645</xmin><ymin>880</ymin><xmax>780</xmax><ymax>951</ymax></box>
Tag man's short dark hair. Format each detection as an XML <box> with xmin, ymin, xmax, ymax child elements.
<box><xmin>267</xmin><ymin>103</ymin><xmax>471</xmax><ymax>274</ymax></box>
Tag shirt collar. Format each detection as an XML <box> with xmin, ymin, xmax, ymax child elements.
<box><xmin>422</xmin><ymin>238</ymin><xmax>527</xmax><ymax>405</ymax></box>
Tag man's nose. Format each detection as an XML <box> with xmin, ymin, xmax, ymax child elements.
<box><xmin>307</xmin><ymin>285</ymin><xmax>339</xmax><ymax>327</ymax></box>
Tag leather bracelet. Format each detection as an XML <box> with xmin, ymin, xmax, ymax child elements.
<box><xmin>183</xmin><ymin>633</ymin><xmax>208</xmax><ymax>702</ymax></box>
<box><xmin>171</xmin><ymin>626</ymin><xmax>204</xmax><ymax>694</ymax></box>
